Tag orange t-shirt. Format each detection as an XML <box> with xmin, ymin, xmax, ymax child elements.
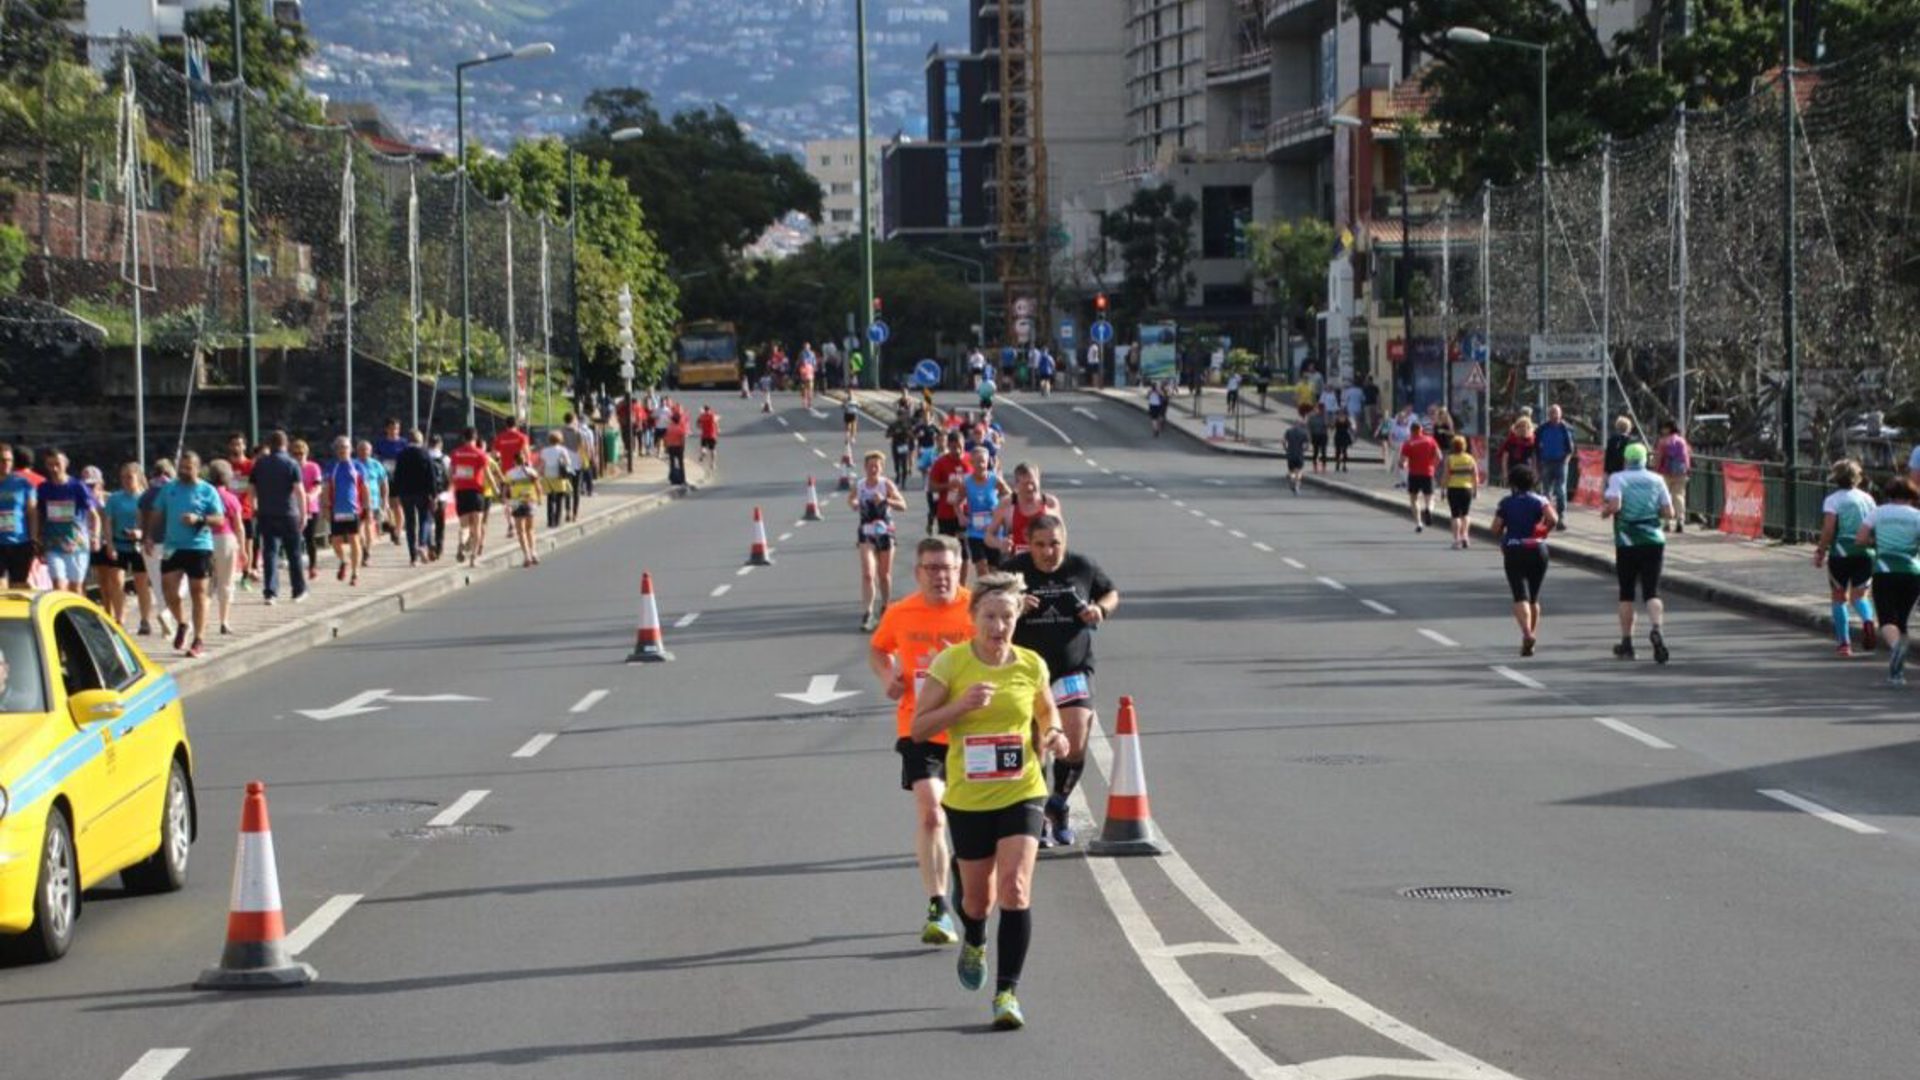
<box><xmin>869</xmin><ymin>589</ymin><xmax>973</xmax><ymax>742</ymax></box>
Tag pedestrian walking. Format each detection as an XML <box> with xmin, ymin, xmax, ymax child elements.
<box><xmin>1491</xmin><ymin>465</ymin><xmax>1557</xmax><ymax>656</ymax></box>
<box><xmin>152</xmin><ymin>451</ymin><xmax>225</xmax><ymax>658</ymax></box>
<box><xmin>1814</xmin><ymin>459</ymin><xmax>1878</xmax><ymax>657</ymax></box>
<box><xmin>1654</xmin><ymin>421</ymin><xmax>1692</xmax><ymax>532</ymax></box>
<box><xmin>538</xmin><ymin>430</ymin><xmax>574</xmax><ymax>530</ymax></box>
<box><xmin>1146</xmin><ymin>382</ymin><xmax>1168</xmax><ymax>437</ymax></box>
<box><xmin>1307</xmin><ymin>405</ymin><xmax>1330</xmax><ymax>472</ymax></box>
<box><xmin>1399</xmin><ymin>421</ymin><xmax>1440</xmax><ymax>531</ymax></box>
<box><xmin>36</xmin><ymin>450</ymin><xmax>98</xmax><ymax>595</ymax></box>
<box><xmin>1601</xmin><ymin>443</ymin><xmax>1673</xmax><ymax>663</ymax></box>
<box><xmin>1859</xmin><ymin>477</ymin><xmax>1920</xmax><ymax>684</ymax></box>
<box><xmin>1535</xmin><ymin>405</ymin><xmax>1574</xmax><ymax>527</ymax></box>
<box><xmin>1283</xmin><ymin>422</ymin><xmax>1308</xmax><ymax>494</ymax></box>
<box><xmin>390</xmin><ymin>430</ymin><xmax>438</xmax><ymax>566</ymax></box>
<box><xmin>1498</xmin><ymin>416</ymin><xmax>1537</xmax><ymax>486</ymax></box>
<box><xmin>203</xmin><ymin>460</ymin><xmax>247</xmax><ymax>635</ymax></box>
<box><xmin>503</xmin><ymin>449</ymin><xmax>543</xmax><ymax>568</ymax></box>
<box><xmin>248</xmin><ymin>432</ymin><xmax>307</xmax><ymax>603</ymax></box>
<box><xmin>1387</xmin><ymin>405</ymin><xmax>1414</xmax><ymax>487</ymax></box>
<box><xmin>97</xmin><ymin>463</ymin><xmax>146</xmax><ymax>627</ymax></box>
<box><xmin>321</xmin><ymin>438</ymin><xmax>368</xmax><ymax>586</ymax></box>
<box><xmin>1603</xmin><ymin>415</ymin><xmax>1642</xmax><ymax>480</ymax></box>
<box><xmin>0</xmin><ymin>443</ymin><xmax>35</xmax><ymax>589</ymax></box>
<box><xmin>1443</xmin><ymin>436</ymin><xmax>1480</xmax><ymax>549</ymax></box>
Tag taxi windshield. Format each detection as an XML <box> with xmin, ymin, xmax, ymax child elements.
<box><xmin>0</xmin><ymin>618</ymin><xmax>47</xmax><ymax>714</ymax></box>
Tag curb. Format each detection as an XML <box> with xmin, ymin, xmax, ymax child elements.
<box><xmin>168</xmin><ymin>485</ymin><xmax>685</xmax><ymax>698</ymax></box>
<box><xmin>1084</xmin><ymin>389</ymin><xmax>1834</xmax><ymax>640</ymax></box>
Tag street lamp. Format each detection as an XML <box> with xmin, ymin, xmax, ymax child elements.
<box><xmin>1446</xmin><ymin>25</ymin><xmax>1549</xmax><ymax>409</ymax></box>
<box><xmin>564</xmin><ymin>125</ymin><xmax>643</xmax><ymax>418</ymax></box>
<box><xmin>457</xmin><ymin>41</ymin><xmax>556</xmax><ymax>427</ymax></box>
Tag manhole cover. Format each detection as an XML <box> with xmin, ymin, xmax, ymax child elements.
<box><xmin>1289</xmin><ymin>754</ymin><xmax>1383</xmax><ymax>766</ymax></box>
<box><xmin>331</xmin><ymin>799</ymin><xmax>439</xmax><ymax>815</ymax></box>
<box><xmin>1399</xmin><ymin>886</ymin><xmax>1512</xmax><ymax>902</ymax></box>
<box><xmin>389</xmin><ymin>824</ymin><xmax>512</xmax><ymax>840</ymax></box>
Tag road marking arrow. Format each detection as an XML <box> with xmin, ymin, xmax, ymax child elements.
<box><xmin>298</xmin><ymin>689</ymin><xmax>486</xmax><ymax>721</ymax></box>
<box><xmin>1072</xmin><ymin>407</ymin><xmax>1099</xmax><ymax>420</ymax></box>
<box><xmin>776</xmin><ymin>674</ymin><xmax>862</xmax><ymax>707</ymax></box>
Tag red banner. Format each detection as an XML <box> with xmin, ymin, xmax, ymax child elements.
<box><xmin>1574</xmin><ymin>448</ymin><xmax>1605</xmax><ymax>509</ymax></box>
<box><xmin>1719</xmin><ymin>461</ymin><xmax>1765</xmax><ymax>539</ymax></box>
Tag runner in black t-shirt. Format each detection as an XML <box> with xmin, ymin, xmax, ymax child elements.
<box><xmin>1004</xmin><ymin>513</ymin><xmax>1118</xmax><ymax>846</ymax></box>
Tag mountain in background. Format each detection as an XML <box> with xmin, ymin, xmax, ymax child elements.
<box><xmin>301</xmin><ymin>0</ymin><xmax>963</xmax><ymax>158</ymax></box>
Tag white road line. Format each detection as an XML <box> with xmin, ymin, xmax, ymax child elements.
<box><xmin>1076</xmin><ymin>726</ymin><xmax>1521</xmax><ymax>1080</ymax></box>
<box><xmin>428</xmin><ymin>790</ymin><xmax>489</xmax><ymax>828</ymax></box>
<box><xmin>1228</xmin><ymin>529</ymin><xmax>1247</xmax><ymax>539</ymax></box>
<box><xmin>736</xmin><ymin>565</ymin><xmax>754</xmax><ymax>576</ymax></box>
<box><xmin>777</xmin><ymin>532</ymin><xmax>793</xmax><ymax>542</ymax></box>
<box><xmin>776</xmin><ymin>416</ymin><xmax>789</xmax><ymax>427</ymax></box>
<box><xmin>512</xmin><ymin>733</ymin><xmax>557</xmax><ymax>759</ymax></box>
<box><xmin>285</xmin><ymin>893</ymin><xmax>362</xmax><ymax>957</ymax></box>
<box><xmin>1252</xmin><ymin>541</ymin><xmax>1274</xmax><ymax>552</ymax></box>
<box><xmin>1418</xmin><ymin>628</ymin><xmax>1460</xmax><ymax>648</ymax></box>
<box><xmin>1188</xmin><ymin>509</ymin><xmax>1205</xmax><ymax>518</ymax></box>
<box><xmin>674</xmin><ymin>612</ymin><xmax>701</xmax><ymax>629</ymax></box>
<box><xmin>1204</xmin><ymin>478</ymin><xmax>1226</xmax><ymax>486</ymax></box>
<box><xmin>569</xmin><ymin>689</ymin><xmax>609</xmax><ymax>714</ymax></box>
<box><xmin>999</xmin><ymin>398</ymin><xmax>1078</xmax><ymax>447</ymax></box>
<box><xmin>1492</xmin><ymin>665</ymin><xmax>1547</xmax><ymax>691</ymax></box>
<box><xmin>1101</xmin><ymin>467</ymin><xmax>1114</xmax><ymax>475</ymax></box>
<box><xmin>118</xmin><ymin>1050</ymin><xmax>190</xmax><ymax>1080</ymax></box>
<box><xmin>1067</xmin><ymin>478</ymin><xmax>1085</xmax><ymax>486</ymax></box>
<box><xmin>1592</xmin><ymin>716</ymin><xmax>1675</xmax><ymax>750</ymax></box>
<box><xmin>709</xmin><ymin>584</ymin><xmax>732</xmax><ymax>598</ymax></box>
<box><xmin>1758</xmin><ymin>789</ymin><xmax>1886</xmax><ymax>835</ymax></box>
<box><xmin>1073</xmin><ymin>446</ymin><xmax>1086</xmax><ymax>455</ymax></box>
<box><xmin>792</xmin><ymin>432</ymin><xmax>807</xmax><ymax>443</ymax></box>
<box><xmin>1207</xmin><ymin>519</ymin><xmax>1224</xmax><ymax>528</ymax></box>
<box><xmin>1173</xmin><ymin>499</ymin><xmax>1187</xmax><ymax>507</ymax></box>
<box><xmin>808</xmin><ymin>408</ymin><xmax>827</xmax><ymax>419</ymax></box>
<box><xmin>1119</xmin><ymin>474</ymin><xmax>1133</xmax><ymax>482</ymax></box>
<box><xmin>1280</xmin><ymin>556</ymin><xmax>1304</xmax><ymax>569</ymax></box>
<box><xmin>1209</xmin><ymin>991</ymin><xmax>1328</xmax><ymax>1013</ymax></box>
<box><xmin>1361</xmin><ymin>599</ymin><xmax>1397</xmax><ymax>616</ymax></box>
<box><xmin>1085</xmin><ymin>458</ymin><xmax>1100</xmax><ymax>467</ymax></box>
<box><xmin>1316</xmin><ymin>576</ymin><xmax>1347</xmax><ymax>592</ymax></box>
<box><xmin>1158</xmin><ymin>492</ymin><xmax>1171</xmax><ymax>500</ymax></box>
<box><xmin>812</xmin><ymin>448</ymin><xmax>829</xmax><ymax>459</ymax></box>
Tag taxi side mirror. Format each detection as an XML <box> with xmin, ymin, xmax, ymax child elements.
<box><xmin>69</xmin><ymin>689</ymin><xmax>123</xmax><ymax>728</ymax></box>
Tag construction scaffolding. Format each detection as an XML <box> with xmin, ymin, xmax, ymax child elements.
<box><xmin>994</xmin><ymin>0</ymin><xmax>1047</xmax><ymax>340</ymax></box>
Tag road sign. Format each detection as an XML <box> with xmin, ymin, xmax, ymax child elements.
<box><xmin>1058</xmin><ymin>318</ymin><xmax>1076</xmax><ymax>343</ymax></box>
<box><xmin>1013</xmin><ymin>297</ymin><xmax>1033</xmax><ymax>318</ymax></box>
<box><xmin>1528</xmin><ymin>333</ymin><xmax>1603</xmax><ymax>380</ymax></box>
<box><xmin>1014</xmin><ymin>317</ymin><xmax>1033</xmax><ymax>343</ymax></box>
<box><xmin>868</xmin><ymin>319</ymin><xmax>890</xmax><ymax>345</ymax></box>
<box><xmin>1089</xmin><ymin>319</ymin><xmax>1114</xmax><ymax>345</ymax></box>
<box><xmin>914</xmin><ymin>359</ymin><xmax>942</xmax><ymax>387</ymax></box>
<box><xmin>1464</xmin><ymin>363</ymin><xmax>1488</xmax><ymax>391</ymax></box>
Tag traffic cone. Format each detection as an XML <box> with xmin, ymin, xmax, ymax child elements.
<box><xmin>628</xmin><ymin>571</ymin><xmax>674</xmax><ymax>662</ymax></box>
<box><xmin>1089</xmin><ymin>697</ymin><xmax>1168</xmax><ymax>857</ymax></box>
<box><xmin>803</xmin><ymin>477</ymin><xmax>825</xmax><ymax>521</ymax></box>
<box><xmin>747</xmin><ymin>507</ymin><xmax>775</xmax><ymax>566</ymax></box>
<box><xmin>196</xmin><ymin>782</ymin><xmax>316</xmax><ymax>989</ymax></box>
<box><xmin>835</xmin><ymin>448</ymin><xmax>853</xmax><ymax>491</ymax></box>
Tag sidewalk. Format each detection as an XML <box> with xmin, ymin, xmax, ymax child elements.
<box><xmin>1089</xmin><ymin>386</ymin><xmax>1837</xmax><ymax>637</ymax></box>
<box><xmin>161</xmin><ymin>457</ymin><xmax>681</xmax><ymax>697</ymax></box>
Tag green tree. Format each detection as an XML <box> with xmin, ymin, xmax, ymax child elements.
<box><xmin>732</xmin><ymin>240</ymin><xmax>974</xmax><ymax>380</ymax></box>
<box><xmin>1098</xmin><ymin>185</ymin><xmax>1199</xmax><ymax>326</ymax></box>
<box><xmin>1246</xmin><ymin>216</ymin><xmax>1336</xmax><ymax>338</ymax></box>
<box><xmin>578</xmin><ymin>88</ymin><xmax>823</xmax><ymax>296</ymax></box>
<box><xmin>467</xmin><ymin>137</ymin><xmax>679</xmax><ymax>386</ymax></box>
<box><xmin>163</xmin><ymin>1</ymin><xmax>318</xmax><ymax>115</ymax></box>
<box><xmin>0</xmin><ymin>58</ymin><xmax>114</xmax><ymax>263</ymax></box>
<box><xmin>0</xmin><ymin>224</ymin><xmax>27</xmax><ymax>295</ymax></box>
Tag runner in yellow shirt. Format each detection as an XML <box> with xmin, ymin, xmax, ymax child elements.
<box><xmin>912</xmin><ymin>573</ymin><xmax>1068</xmax><ymax>1030</ymax></box>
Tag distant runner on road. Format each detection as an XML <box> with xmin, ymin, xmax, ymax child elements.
<box><xmin>1857</xmin><ymin>477</ymin><xmax>1920</xmax><ymax>685</ymax></box>
<box><xmin>1813</xmin><ymin>459</ymin><xmax>1878</xmax><ymax>658</ymax></box>
<box><xmin>1601</xmin><ymin>442</ymin><xmax>1673</xmax><ymax>663</ymax></box>
<box><xmin>1490</xmin><ymin>465</ymin><xmax>1557</xmax><ymax>656</ymax></box>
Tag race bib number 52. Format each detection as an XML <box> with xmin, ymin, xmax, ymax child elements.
<box><xmin>962</xmin><ymin>733</ymin><xmax>1025</xmax><ymax>781</ymax></box>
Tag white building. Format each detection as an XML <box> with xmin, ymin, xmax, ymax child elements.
<box><xmin>804</xmin><ymin>138</ymin><xmax>882</xmax><ymax>244</ymax></box>
<box><xmin>68</xmin><ymin>0</ymin><xmax>301</xmax><ymax>60</ymax></box>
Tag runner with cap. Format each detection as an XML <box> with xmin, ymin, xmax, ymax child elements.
<box><xmin>1601</xmin><ymin>441</ymin><xmax>1674</xmax><ymax>663</ymax></box>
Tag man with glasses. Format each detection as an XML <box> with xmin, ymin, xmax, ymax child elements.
<box><xmin>867</xmin><ymin>536</ymin><xmax>973</xmax><ymax>946</ymax></box>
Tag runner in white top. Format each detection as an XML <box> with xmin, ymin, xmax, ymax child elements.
<box><xmin>852</xmin><ymin>451</ymin><xmax>909</xmax><ymax>631</ymax></box>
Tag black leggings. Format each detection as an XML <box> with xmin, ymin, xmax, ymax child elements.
<box><xmin>1503</xmin><ymin>546</ymin><xmax>1548</xmax><ymax>602</ymax></box>
<box><xmin>1874</xmin><ymin>573</ymin><xmax>1920</xmax><ymax>634</ymax></box>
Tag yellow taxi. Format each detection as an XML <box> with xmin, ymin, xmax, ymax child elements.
<box><xmin>0</xmin><ymin>590</ymin><xmax>195</xmax><ymax>961</ymax></box>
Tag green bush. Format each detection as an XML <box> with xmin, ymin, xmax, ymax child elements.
<box><xmin>0</xmin><ymin>223</ymin><xmax>26</xmax><ymax>296</ymax></box>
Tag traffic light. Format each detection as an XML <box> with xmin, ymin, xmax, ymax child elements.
<box><xmin>873</xmin><ymin>296</ymin><xmax>883</xmax><ymax>314</ymax></box>
<box><xmin>1094</xmin><ymin>293</ymin><xmax>1108</xmax><ymax>314</ymax></box>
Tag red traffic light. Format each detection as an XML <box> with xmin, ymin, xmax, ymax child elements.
<box><xmin>873</xmin><ymin>297</ymin><xmax>883</xmax><ymax>313</ymax></box>
<box><xmin>1094</xmin><ymin>293</ymin><xmax>1108</xmax><ymax>313</ymax></box>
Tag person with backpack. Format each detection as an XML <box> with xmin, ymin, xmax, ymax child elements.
<box><xmin>1655</xmin><ymin>421</ymin><xmax>1692</xmax><ymax>533</ymax></box>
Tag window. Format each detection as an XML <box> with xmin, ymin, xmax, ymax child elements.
<box><xmin>1201</xmin><ymin>185</ymin><xmax>1253</xmax><ymax>259</ymax></box>
<box><xmin>819</xmin><ymin>155</ymin><xmax>833</xmax><ymax>167</ymax></box>
<box><xmin>0</xmin><ymin>618</ymin><xmax>46</xmax><ymax>714</ymax></box>
<box><xmin>830</xmin><ymin>182</ymin><xmax>855</xmax><ymax>196</ymax></box>
<box><xmin>830</xmin><ymin>209</ymin><xmax>855</xmax><ymax>223</ymax></box>
<box><xmin>51</xmin><ymin>611</ymin><xmax>102</xmax><ymax>699</ymax></box>
<box><xmin>70</xmin><ymin>609</ymin><xmax>138</xmax><ymax>691</ymax></box>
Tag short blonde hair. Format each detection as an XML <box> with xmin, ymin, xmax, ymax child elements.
<box><xmin>968</xmin><ymin>572</ymin><xmax>1027</xmax><ymax>612</ymax></box>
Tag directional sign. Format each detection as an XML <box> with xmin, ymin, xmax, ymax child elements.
<box><xmin>1089</xmin><ymin>319</ymin><xmax>1114</xmax><ymax>345</ymax></box>
<box><xmin>776</xmin><ymin>674</ymin><xmax>862</xmax><ymax>707</ymax></box>
<box><xmin>868</xmin><ymin>319</ymin><xmax>890</xmax><ymax>345</ymax></box>
<box><xmin>1528</xmin><ymin>362</ymin><xmax>1604</xmax><ymax>381</ymax></box>
<box><xmin>913</xmin><ymin>359</ymin><xmax>942</xmax><ymax>388</ymax></box>
<box><xmin>1058</xmin><ymin>318</ymin><xmax>1076</xmax><ymax>343</ymax></box>
<box><xmin>298</xmin><ymin>689</ymin><xmax>487</xmax><ymax>722</ymax></box>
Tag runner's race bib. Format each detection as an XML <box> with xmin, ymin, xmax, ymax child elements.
<box><xmin>962</xmin><ymin>733</ymin><xmax>1025</xmax><ymax>782</ymax></box>
<box><xmin>1051</xmin><ymin>673</ymin><xmax>1091</xmax><ymax>707</ymax></box>
<box><xmin>45</xmin><ymin>501</ymin><xmax>75</xmax><ymax>524</ymax></box>
<box><xmin>862</xmin><ymin>520</ymin><xmax>893</xmax><ymax>539</ymax></box>
<box><xmin>453</xmin><ymin>465</ymin><xmax>476</xmax><ymax>481</ymax></box>
<box><xmin>0</xmin><ymin>510</ymin><xmax>18</xmax><ymax>534</ymax></box>
<box><xmin>970</xmin><ymin>511</ymin><xmax>992</xmax><ymax>534</ymax></box>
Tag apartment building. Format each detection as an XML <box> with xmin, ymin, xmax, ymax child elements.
<box><xmin>805</xmin><ymin>138</ymin><xmax>883</xmax><ymax>244</ymax></box>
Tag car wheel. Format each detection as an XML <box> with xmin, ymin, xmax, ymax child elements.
<box><xmin>123</xmin><ymin>761</ymin><xmax>192</xmax><ymax>894</ymax></box>
<box><xmin>19</xmin><ymin>809</ymin><xmax>78</xmax><ymax>962</ymax></box>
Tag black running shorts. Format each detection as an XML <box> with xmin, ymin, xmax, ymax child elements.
<box><xmin>896</xmin><ymin>736</ymin><xmax>947</xmax><ymax>791</ymax></box>
<box><xmin>945</xmin><ymin>797</ymin><xmax>1045</xmax><ymax>861</ymax></box>
<box><xmin>1615</xmin><ymin>544</ymin><xmax>1665</xmax><ymax>602</ymax></box>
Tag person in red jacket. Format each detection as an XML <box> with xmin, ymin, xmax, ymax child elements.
<box><xmin>1398</xmin><ymin>420</ymin><xmax>1441</xmax><ymax>533</ymax></box>
<box><xmin>696</xmin><ymin>405</ymin><xmax>720</xmax><ymax>474</ymax></box>
<box><xmin>492</xmin><ymin>417</ymin><xmax>530</xmax><ymax>474</ymax></box>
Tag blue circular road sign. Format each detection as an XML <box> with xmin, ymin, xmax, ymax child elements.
<box><xmin>913</xmin><ymin>359</ymin><xmax>942</xmax><ymax>388</ymax></box>
<box><xmin>1090</xmin><ymin>319</ymin><xmax>1115</xmax><ymax>345</ymax></box>
<box><xmin>868</xmin><ymin>319</ymin><xmax>891</xmax><ymax>345</ymax></box>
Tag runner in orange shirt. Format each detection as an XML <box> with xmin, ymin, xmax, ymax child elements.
<box><xmin>868</xmin><ymin>535</ymin><xmax>973</xmax><ymax>945</ymax></box>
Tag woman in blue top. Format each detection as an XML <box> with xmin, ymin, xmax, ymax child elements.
<box><xmin>1856</xmin><ymin>476</ymin><xmax>1920</xmax><ymax>686</ymax></box>
<box><xmin>1490</xmin><ymin>465</ymin><xmax>1559</xmax><ymax>657</ymax></box>
<box><xmin>98</xmin><ymin>463</ymin><xmax>151</xmax><ymax>630</ymax></box>
<box><xmin>37</xmin><ymin>450</ymin><xmax>100</xmax><ymax>594</ymax></box>
<box><xmin>962</xmin><ymin>447</ymin><xmax>1011</xmax><ymax>579</ymax></box>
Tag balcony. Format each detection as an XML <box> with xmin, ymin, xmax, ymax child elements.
<box><xmin>1263</xmin><ymin>0</ymin><xmax>1333</xmax><ymax>38</ymax></box>
<box><xmin>1205</xmin><ymin>46</ymin><xmax>1270</xmax><ymax>87</ymax></box>
<box><xmin>1265</xmin><ymin>101</ymin><xmax>1331</xmax><ymax>159</ymax></box>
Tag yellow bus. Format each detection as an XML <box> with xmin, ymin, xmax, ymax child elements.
<box><xmin>672</xmin><ymin>320</ymin><xmax>742</xmax><ymax>388</ymax></box>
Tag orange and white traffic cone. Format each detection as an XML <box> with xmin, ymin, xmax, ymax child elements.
<box><xmin>836</xmin><ymin>445</ymin><xmax>854</xmax><ymax>491</ymax></box>
<box><xmin>628</xmin><ymin>571</ymin><xmax>674</xmax><ymax>662</ymax></box>
<box><xmin>196</xmin><ymin>781</ymin><xmax>316</xmax><ymax>989</ymax></box>
<box><xmin>1089</xmin><ymin>697</ymin><xmax>1168</xmax><ymax>856</ymax></box>
<box><xmin>803</xmin><ymin>477</ymin><xmax>825</xmax><ymax>522</ymax></box>
<box><xmin>747</xmin><ymin>507</ymin><xmax>775</xmax><ymax>566</ymax></box>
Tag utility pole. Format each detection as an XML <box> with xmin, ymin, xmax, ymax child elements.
<box><xmin>1781</xmin><ymin>0</ymin><xmax>1800</xmax><ymax>539</ymax></box>
<box><xmin>230</xmin><ymin>0</ymin><xmax>259</xmax><ymax>444</ymax></box>
<box><xmin>855</xmin><ymin>0</ymin><xmax>877</xmax><ymax>389</ymax></box>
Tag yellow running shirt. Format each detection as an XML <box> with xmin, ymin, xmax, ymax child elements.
<box><xmin>1445</xmin><ymin>452</ymin><xmax>1479</xmax><ymax>490</ymax></box>
<box><xmin>926</xmin><ymin>641</ymin><xmax>1051</xmax><ymax>812</ymax></box>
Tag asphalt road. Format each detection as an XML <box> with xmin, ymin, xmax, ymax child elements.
<box><xmin>4</xmin><ymin>389</ymin><xmax>1919</xmax><ymax>1080</ymax></box>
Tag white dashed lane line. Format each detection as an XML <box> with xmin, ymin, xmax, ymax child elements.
<box><xmin>776</xmin><ymin>416</ymin><xmax>789</xmax><ymax>427</ymax></box>
<box><xmin>569</xmin><ymin>689</ymin><xmax>609</xmax><ymax>714</ymax></box>
<box><xmin>674</xmin><ymin>612</ymin><xmax>701</xmax><ymax>629</ymax></box>
<box><xmin>1206</xmin><ymin>519</ymin><xmax>1224</xmax><ymax>528</ymax></box>
<box><xmin>428</xmin><ymin>790</ymin><xmax>489</xmax><ymax>828</ymax></box>
<box><xmin>1187</xmin><ymin>509</ymin><xmax>1205</xmax><ymax>518</ymax></box>
<box><xmin>512</xmin><ymin>733</ymin><xmax>557</xmax><ymax>759</ymax></box>
<box><xmin>710</xmin><ymin>584</ymin><xmax>732</xmax><ymax>598</ymax></box>
<box><xmin>777</xmin><ymin>532</ymin><xmax>793</xmax><ymax>542</ymax></box>
<box><xmin>1758</xmin><ymin>789</ymin><xmax>1884</xmax><ymax>835</ymax></box>
<box><xmin>1361</xmin><ymin>599</ymin><xmax>1396</xmax><ymax>616</ymax></box>
<box><xmin>792</xmin><ymin>432</ymin><xmax>807</xmax><ymax>443</ymax></box>
<box><xmin>812</xmin><ymin>448</ymin><xmax>829</xmax><ymax>459</ymax></box>
<box><xmin>118</xmin><ymin>1050</ymin><xmax>190</xmax><ymax>1080</ymax></box>
<box><xmin>285</xmin><ymin>893</ymin><xmax>363</xmax><ymax>956</ymax></box>
<box><xmin>1316</xmin><ymin>576</ymin><xmax>1346</xmax><ymax>592</ymax></box>
<box><xmin>1491</xmin><ymin>665</ymin><xmax>1547</xmax><ymax>691</ymax></box>
<box><xmin>1228</xmin><ymin>529</ymin><xmax>1246</xmax><ymax>539</ymax></box>
<box><xmin>1592</xmin><ymin>716</ymin><xmax>1674</xmax><ymax>750</ymax></box>
<box><xmin>1067</xmin><ymin>478</ymin><xmax>1084</xmax><ymax>486</ymax></box>
<box><xmin>736</xmin><ymin>565</ymin><xmax>754</xmax><ymax>577</ymax></box>
<box><xmin>1173</xmin><ymin>499</ymin><xmax>1187</xmax><ymax>507</ymax></box>
<box><xmin>1280</xmin><ymin>556</ymin><xmax>1305</xmax><ymax>569</ymax></box>
<box><xmin>1418</xmin><ymin>628</ymin><xmax>1461</xmax><ymax>648</ymax></box>
<box><xmin>1251</xmin><ymin>541</ymin><xmax>1274</xmax><ymax>552</ymax></box>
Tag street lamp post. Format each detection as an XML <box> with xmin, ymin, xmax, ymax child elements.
<box><xmin>229</xmin><ymin>0</ymin><xmax>259</xmax><ymax>444</ymax></box>
<box><xmin>1446</xmin><ymin>26</ymin><xmax>1549</xmax><ymax>411</ymax></box>
<box><xmin>457</xmin><ymin>42</ymin><xmax>555</xmax><ymax>429</ymax></box>
<box><xmin>564</xmin><ymin>126</ymin><xmax>642</xmax><ymax>419</ymax></box>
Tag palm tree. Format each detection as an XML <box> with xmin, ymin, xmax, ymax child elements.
<box><xmin>0</xmin><ymin>59</ymin><xmax>116</xmax><ymax>266</ymax></box>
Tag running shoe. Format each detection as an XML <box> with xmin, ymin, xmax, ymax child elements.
<box><xmin>991</xmin><ymin>991</ymin><xmax>1026</xmax><ymax>1030</ymax></box>
<box><xmin>1650</xmin><ymin>628</ymin><xmax>1670</xmax><ymax>665</ymax></box>
<box><xmin>173</xmin><ymin>622</ymin><xmax>189</xmax><ymax>652</ymax></box>
<box><xmin>1612</xmin><ymin>639</ymin><xmax>1636</xmax><ymax>660</ymax></box>
<box><xmin>860</xmin><ymin>611</ymin><xmax>876</xmax><ymax>632</ymax></box>
<box><xmin>1891</xmin><ymin>640</ymin><xmax>1911</xmax><ymax>684</ymax></box>
<box><xmin>186</xmin><ymin>641</ymin><xmax>205</xmax><ymax>659</ymax></box>
<box><xmin>1045</xmin><ymin>796</ymin><xmax>1076</xmax><ymax>846</ymax></box>
<box><xmin>137</xmin><ymin>620</ymin><xmax>152</xmax><ymax>635</ymax></box>
<box><xmin>956</xmin><ymin>943</ymin><xmax>987</xmax><ymax>991</ymax></box>
<box><xmin>921</xmin><ymin>911</ymin><xmax>959</xmax><ymax>946</ymax></box>
<box><xmin>1861</xmin><ymin>621</ymin><xmax>1878</xmax><ymax>651</ymax></box>
<box><xmin>1521</xmin><ymin>636</ymin><xmax>1536</xmax><ymax>658</ymax></box>
<box><xmin>1836</xmin><ymin>643</ymin><xmax>1853</xmax><ymax>658</ymax></box>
